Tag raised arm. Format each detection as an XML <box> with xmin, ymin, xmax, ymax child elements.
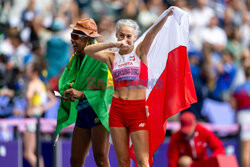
<box><xmin>84</xmin><ymin>41</ymin><xmax>129</xmax><ymax>66</ymax></box>
<box><xmin>84</xmin><ymin>43</ymin><xmax>113</xmax><ymax>64</ymax></box>
<box><xmin>138</xmin><ymin>8</ymin><xmax>174</xmax><ymax>58</ymax></box>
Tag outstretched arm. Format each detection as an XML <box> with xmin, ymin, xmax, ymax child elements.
<box><xmin>138</xmin><ymin>8</ymin><xmax>174</xmax><ymax>58</ymax></box>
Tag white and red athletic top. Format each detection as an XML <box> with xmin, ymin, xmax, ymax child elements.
<box><xmin>111</xmin><ymin>48</ymin><xmax>148</xmax><ymax>90</ymax></box>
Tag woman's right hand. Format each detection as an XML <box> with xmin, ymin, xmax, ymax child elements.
<box><xmin>112</xmin><ymin>41</ymin><xmax>130</xmax><ymax>49</ymax></box>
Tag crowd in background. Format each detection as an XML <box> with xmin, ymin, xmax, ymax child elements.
<box><xmin>0</xmin><ymin>0</ymin><xmax>249</xmax><ymax>138</ymax></box>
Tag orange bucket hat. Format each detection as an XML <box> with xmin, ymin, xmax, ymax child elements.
<box><xmin>70</xmin><ymin>18</ymin><xmax>101</xmax><ymax>38</ymax></box>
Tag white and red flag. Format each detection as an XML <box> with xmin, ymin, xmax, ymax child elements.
<box><xmin>130</xmin><ymin>6</ymin><xmax>197</xmax><ymax>165</ymax></box>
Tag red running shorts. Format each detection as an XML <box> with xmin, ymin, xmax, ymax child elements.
<box><xmin>109</xmin><ymin>96</ymin><xmax>148</xmax><ymax>133</ymax></box>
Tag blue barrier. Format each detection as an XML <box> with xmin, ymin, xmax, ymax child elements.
<box><xmin>0</xmin><ymin>140</ymin><xmax>20</xmax><ymax>167</ymax></box>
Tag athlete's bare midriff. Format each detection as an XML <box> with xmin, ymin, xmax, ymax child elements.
<box><xmin>113</xmin><ymin>86</ymin><xmax>146</xmax><ymax>100</ymax></box>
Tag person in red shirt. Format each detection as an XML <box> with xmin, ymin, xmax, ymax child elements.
<box><xmin>167</xmin><ymin>111</ymin><xmax>225</xmax><ymax>167</ymax></box>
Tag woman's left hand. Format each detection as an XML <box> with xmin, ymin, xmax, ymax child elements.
<box><xmin>167</xmin><ymin>8</ymin><xmax>174</xmax><ymax>17</ymax></box>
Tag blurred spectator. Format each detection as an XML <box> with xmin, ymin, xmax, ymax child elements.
<box><xmin>23</xmin><ymin>62</ymin><xmax>56</xmax><ymax>167</ymax></box>
<box><xmin>137</xmin><ymin>0</ymin><xmax>167</xmax><ymax>32</ymax></box>
<box><xmin>231</xmin><ymin>66</ymin><xmax>250</xmax><ymax>167</ymax></box>
<box><xmin>189</xmin><ymin>0</ymin><xmax>214</xmax><ymax>29</ymax></box>
<box><xmin>200</xmin><ymin>45</ymin><xmax>217</xmax><ymax>94</ymax></box>
<box><xmin>88</xmin><ymin>0</ymin><xmax>122</xmax><ymax>21</ymax></box>
<box><xmin>0</xmin><ymin>89</ymin><xmax>15</xmax><ymax>118</ymax></box>
<box><xmin>45</xmin><ymin>19</ymin><xmax>70</xmax><ymax>80</ymax></box>
<box><xmin>225</xmin><ymin>25</ymin><xmax>243</xmax><ymax>65</ymax></box>
<box><xmin>20</xmin><ymin>0</ymin><xmax>40</xmax><ymax>49</ymax></box>
<box><xmin>167</xmin><ymin>111</ymin><xmax>225</xmax><ymax>167</ymax></box>
<box><xmin>200</xmin><ymin>51</ymin><xmax>236</xmax><ymax>126</ymax></box>
<box><xmin>189</xmin><ymin>52</ymin><xmax>201</xmax><ymax>78</ymax></box>
<box><xmin>8</xmin><ymin>27</ymin><xmax>32</xmax><ymax>70</ymax></box>
<box><xmin>232</xmin><ymin>66</ymin><xmax>250</xmax><ymax>112</ymax></box>
<box><xmin>57</xmin><ymin>0</ymin><xmax>80</xmax><ymax>28</ymax></box>
<box><xmin>12</xmin><ymin>96</ymin><xmax>26</xmax><ymax>118</ymax></box>
<box><xmin>25</xmin><ymin>62</ymin><xmax>56</xmax><ymax>117</ymax></box>
<box><xmin>239</xmin><ymin>11</ymin><xmax>250</xmax><ymax>49</ymax></box>
<box><xmin>0</xmin><ymin>0</ymin><xmax>14</xmax><ymax>25</ymax></box>
<box><xmin>75</xmin><ymin>0</ymin><xmax>91</xmax><ymax>10</ymax></box>
<box><xmin>0</xmin><ymin>53</ymin><xmax>9</xmax><ymax>88</ymax></box>
<box><xmin>211</xmin><ymin>51</ymin><xmax>236</xmax><ymax>101</ymax></box>
<box><xmin>231</xmin><ymin>49</ymin><xmax>250</xmax><ymax>93</ymax></box>
<box><xmin>200</xmin><ymin>15</ymin><xmax>227</xmax><ymax>53</ymax></box>
<box><xmin>121</xmin><ymin>0</ymin><xmax>141</xmax><ymax>19</ymax></box>
<box><xmin>224</xmin><ymin>0</ymin><xmax>246</xmax><ymax>27</ymax></box>
<box><xmin>173</xmin><ymin>0</ymin><xmax>190</xmax><ymax>11</ymax></box>
<box><xmin>0</xmin><ymin>63</ymin><xmax>26</xmax><ymax>118</ymax></box>
<box><xmin>188</xmin><ymin>51</ymin><xmax>207</xmax><ymax>120</ymax></box>
<box><xmin>98</xmin><ymin>15</ymin><xmax>116</xmax><ymax>43</ymax></box>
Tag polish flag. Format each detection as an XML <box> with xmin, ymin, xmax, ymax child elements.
<box><xmin>130</xmin><ymin>7</ymin><xmax>197</xmax><ymax>165</ymax></box>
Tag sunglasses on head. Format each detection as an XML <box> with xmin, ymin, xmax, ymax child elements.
<box><xmin>71</xmin><ymin>33</ymin><xmax>88</xmax><ymax>40</ymax></box>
